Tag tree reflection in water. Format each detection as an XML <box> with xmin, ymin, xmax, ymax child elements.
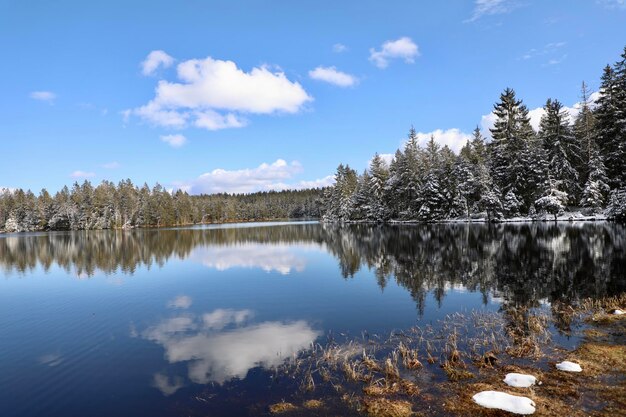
<box><xmin>0</xmin><ymin>222</ymin><xmax>623</xmax><ymax>310</ymax></box>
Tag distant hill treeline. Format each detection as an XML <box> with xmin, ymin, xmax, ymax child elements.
<box><xmin>0</xmin><ymin>182</ymin><xmax>324</xmax><ymax>232</ymax></box>
<box><xmin>321</xmin><ymin>46</ymin><xmax>626</xmax><ymax>223</ymax></box>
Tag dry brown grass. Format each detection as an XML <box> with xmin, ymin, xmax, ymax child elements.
<box><xmin>269</xmin><ymin>401</ymin><xmax>298</xmax><ymax>414</ymax></box>
<box><xmin>362</xmin><ymin>397</ymin><xmax>414</xmax><ymax>417</ymax></box>
<box><xmin>302</xmin><ymin>399</ymin><xmax>324</xmax><ymax>409</ymax></box>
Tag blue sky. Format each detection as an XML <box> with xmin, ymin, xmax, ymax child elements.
<box><xmin>1</xmin><ymin>0</ymin><xmax>625</xmax><ymax>194</ymax></box>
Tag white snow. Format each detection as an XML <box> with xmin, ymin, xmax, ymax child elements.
<box><xmin>613</xmin><ymin>309</ymin><xmax>625</xmax><ymax>315</ymax></box>
<box><xmin>556</xmin><ymin>361</ymin><xmax>582</xmax><ymax>372</ymax></box>
<box><xmin>503</xmin><ymin>373</ymin><xmax>537</xmax><ymax>388</ymax></box>
<box><xmin>472</xmin><ymin>391</ymin><xmax>536</xmax><ymax>415</ymax></box>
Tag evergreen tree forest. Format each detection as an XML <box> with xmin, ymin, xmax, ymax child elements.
<box><xmin>0</xmin><ymin>183</ymin><xmax>324</xmax><ymax>232</ymax></box>
<box><xmin>322</xmin><ymin>46</ymin><xmax>626</xmax><ymax>223</ymax></box>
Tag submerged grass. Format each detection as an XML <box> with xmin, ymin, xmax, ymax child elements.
<box><xmin>242</xmin><ymin>294</ymin><xmax>626</xmax><ymax>416</ymax></box>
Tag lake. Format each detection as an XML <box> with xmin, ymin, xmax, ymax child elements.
<box><xmin>0</xmin><ymin>222</ymin><xmax>624</xmax><ymax>417</ymax></box>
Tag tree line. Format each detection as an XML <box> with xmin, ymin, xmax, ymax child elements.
<box><xmin>321</xmin><ymin>46</ymin><xmax>626</xmax><ymax>223</ymax></box>
<box><xmin>0</xmin><ymin>181</ymin><xmax>324</xmax><ymax>232</ymax></box>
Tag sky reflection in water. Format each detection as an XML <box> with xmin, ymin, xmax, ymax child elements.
<box><xmin>0</xmin><ymin>222</ymin><xmax>624</xmax><ymax>417</ymax></box>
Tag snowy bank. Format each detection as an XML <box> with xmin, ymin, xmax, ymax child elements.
<box><xmin>503</xmin><ymin>373</ymin><xmax>537</xmax><ymax>388</ymax></box>
<box><xmin>556</xmin><ymin>361</ymin><xmax>582</xmax><ymax>372</ymax></box>
<box><xmin>472</xmin><ymin>391</ymin><xmax>536</xmax><ymax>414</ymax></box>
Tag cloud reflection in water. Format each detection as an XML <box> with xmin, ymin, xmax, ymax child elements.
<box><xmin>142</xmin><ymin>307</ymin><xmax>320</xmax><ymax>389</ymax></box>
<box><xmin>190</xmin><ymin>243</ymin><xmax>316</xmax><ymax>274</ymax></box>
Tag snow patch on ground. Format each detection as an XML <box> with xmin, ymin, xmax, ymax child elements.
<box><xmin>503</xmin><ymin>373</ymin><xmax>537</xmax><ymax>388</ymax></box>
<box><xmin>613</xmin><ymin>309</ymin><xmax>625</xmax><ymax>315</ymax></box>
<box><xmin>472</xmin><ymin>391</ymin><xmax>536</xmax><ymax>414</ymax></box>
<box><xmin>556</xmin><ymin>361</ymin><xmax>582</xmax><ymax>372</ymax></box>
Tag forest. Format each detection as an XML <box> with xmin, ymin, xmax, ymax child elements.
<box><xmin>0</xmin><ymin>184</ymin><xmax>323</xmax><ymax>232</ymax></box>
<box><xmin>1</xmin><ymin>46</ymin><xmax>626</xmax><ymax>232</ymax></box>
<box><xmin>321</xmin><ymin>46</ymin><xmax>626</xmax><ymax>223</ymax></box>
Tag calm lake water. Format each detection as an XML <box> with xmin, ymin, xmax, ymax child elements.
<box><xmin>0</xmin><ymin>222</ymin><xmax>624</xmax><ymax>417</ymax></box>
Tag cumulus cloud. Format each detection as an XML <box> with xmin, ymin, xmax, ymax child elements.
<box><xmin>369</xmin><ymin>37</ymin><xmax>419</xmax><ymax>69</ymax></box>
<box><xmin>173</xmin><ymin>159</ymin><xmax>333</xmax><ymax>195</ymax></box>
<box><xmin>130</xmin><ymin>55</ymin><xmax>312</xmax><ymax>131</ymax></box>
<box><xmin>160</xmin><ymin>134</ymin><xmax>187</xmax><ymax>148</ymax></box>
<box><xmin>102</xmin><ymin>161</ymin><xmax>120</xmax><ymax>169</ymax></box>
<box><xmin>177</xmin><ymin>159</ymin><xmax>301</xmax><ymax>194</ymax></box>
<box><xmin>413</xmin><ymin>129</ymin><xmax>472</xmax><ymax>153</ymax></box>
<box><xmin>465</xmin><ymin>0</ymin><xmax>519</xmax><ymax>22</ymax></box>
<box><xmin>142</xmin><ymin>50</ymin><xmax>175</xmax><ymax>76</ymax></box>
<box><xmin>70</xmin><ymin>170</ymin><xmax>96</xmax><ymax>178</ymax></box>
<box><xmin>30</xmin><ymin>91</ymin><xmax>56</xmax><ymax>102</ymax></box>
<box><xmin>294</xmin><ymin>175</ymin><xmax>335</xmax><ymax>189</ymax></box>
<box><xmin>142</xmin><ymin>309</ymin><xmax>320</xmax><ymax>384</ymax></box>
<box><xmin>308</xmin><ymin>66</ymin><xmax>358</xmax><ymax>87</ymax></box>
<box><xmin>332</xmin><ymin>43</ymin><xmax>348</xmax><ymax>53</ymax></box>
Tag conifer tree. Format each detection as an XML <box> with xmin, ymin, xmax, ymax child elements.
<box><xmin>580</xmin><ymin>146</ymin><xmax>610</xmax><ymax>211</ymax></box>
<box><xmin>573</xmin><ymin>81</ymin><xmax>597</xmax><ymax>184</ymax></box>
<box><xmin>539</xmin><ymin>98</ymin><xmax>581</xmax><ymax>204</ymax></box>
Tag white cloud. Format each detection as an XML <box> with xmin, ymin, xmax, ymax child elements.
<box><xmin>294</xmin><ymin>175</ymin><xmax>335</xmax><ymax>189</ymax></box>
<box><xmin>332</xmin><ymin>43</ymin><xmax>348</xmax><ymax>53</ymax></box>
<box><xmin>308</xmin><ymin>66</ymin><xmax>358</xmax><ymax>87</ymax></box>
<box><xmin>190</xmin><ymin>244</ymin><xmax>316</xmax><ymax>275</ymax></box>
<box><xmin>161</xmin><ymin>134</ymin><xmax>187</xmax><ymax>148</ymax></box>
<box><xmin>413</xmin><ymin>129</ymin><xmax>472</xmax><ymax>153</ymax></box>
<box><xmin>178</xmin><ymin>159</ymin><xmax>301</xmax><ymax>194</ymax></box>
<box><xmin>193</xmin><ymin>110</ymin><xmax>247</xmax><ymax>130</ymax></box>
<box><xmin>465</xmin><ymin>0</ymin><xmax>519</xmax><ymax>22</ymax></box>
<box><xmin>142</xmin><ymin>310</ymin><xmax>320</xmax><ymax>384</ymax></box>
<box><xmin>70</xmin><ymin>170</ymin><xmax>96</xmax><ymax>179</ymax></box>
<box><xmin>102</xmin><ymin>161</ymin><xmax>120</xmax><ymax>169</ymax></box>
<box><xmin>369</xmin><ymin>37</ymin><xmax>419</xmax><ymax>69</ymax></box>
<box><xmin>202</xmin><ymin>309</ymin><xmax>254</xmax><ymax>330</ymax></box>
<box><xmin>30</xmin><ymin>91</ymin><xmax>56</xmax><ymax>102</ymax></box>
<box><xmin>142</xmin><ymin>50</ymin><xmax>175</xmax><ymax>76</ymax></box>
<box><xmin>173</xmin><ymin>159</ymin><xmax>333</xmax><ymax>195</ymax></box>
<box><xmin>131</xmin><ymin>55</ymin><xmax>312</xmax><ymax>131</ymax></box>
<box><xmin>168</xmin><ymin>295</ymin><xmax>192</xmax><ymax>309</ymax></box>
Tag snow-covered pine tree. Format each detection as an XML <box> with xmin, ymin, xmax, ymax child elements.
<box><xmin>573</xmin><ymin>81</ymin><xmax>597</xmax><ymax>185</ymax></box>
<box><xmin>503</xmin><ymin>189</ymin><xmax>523</xmax><ymax>217</ymax></box>
<box><xmin>452</xmin><ymin>149</ymin><xmax>475</xmax><ymax>218</ymax></box>
<box><xmin>352</xmin><ymin>171</ymin><xmax>372</xmax><ymax>220</ymax></box>
<box><xmin>384</xmin><ymin>150</ymin><xmax>403</xmax><ymax>219</ymax></box>
<box><xmin>580</xmin><ymin>146</ymin><xmax>610</xmax><ymax>212</ymax></box>
<box><xmin>368</xmin><ymin>153</ymin><xmax>390</xmax><ymax>221</ymax></box>
<box><xmin>535</xmin><ymin>176</ymin><xmax>568</xmax><ymax>221</ymax></box>
<box><xmin>417</xmin><ymin>170</ymin><xmax>446</xmax><ymax>221</ymax></box>
<box><xmin>595</xmin><ymin>57</ymin><xmax>626</xmax><ymax>189</ymax></box>
<box><xmin>489</xmin><ymin>88</ymin><xmax>536</xmax><ymax>212</ymax></box>
<box><xmin>539</xmin><ymin>98</ymin><xmax>581</xmax><ymax>204</ymax></box>
<box><xmin>398</xmin><ymin>127</ymin><xmax>422</xmax><ymax>219</ymax></box>
<box><xmin>606</xmin><ymin>187</ymin><xmax>626</xmax><ymax>222</ymax></box>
